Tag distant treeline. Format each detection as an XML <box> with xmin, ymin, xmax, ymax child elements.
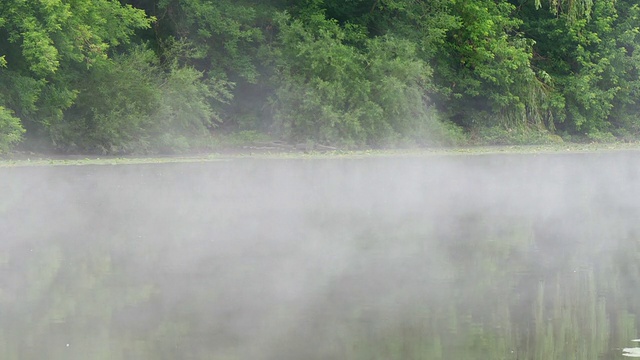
<box><xmin>1</xmin><ymin>0</ymin><xmax>639</xmax><ymax>154</ymax></box>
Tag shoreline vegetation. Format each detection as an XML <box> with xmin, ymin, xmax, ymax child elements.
<box><xmin>3</xmin><ymin>142</ymin><xmax>640</xmax><ymax>167</ymax></box>
<box><xmin>2</xmin><ymin>0</ymin><xmax>640</xmax><ymax>156</ymax></box>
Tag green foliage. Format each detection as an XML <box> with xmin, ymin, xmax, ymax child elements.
<box><xmin>155</xmin><ymin>52</ymin><xmax>232</xmax><ymax>129</ymax></box>
<box><xmin>472</xmin><ymin>125</ymin><xmax>563</xmax><ymax>145</ymax></box>
<box><xmin>370</xmin><ymin>0</ymin><xmax>459</xmax><ymax>57</ymax></box>
<box><xmin>1</xmin><ymin>0</ymin><xmax>640</xmax><ymax>152</ymax></box>
<box><xmin>0</xmin><ymin>0</ymin><xmax>150</xmax><ymax>76</ymax></box>
<box><xmin>586</xmin><ymin>129</ymin><xmax>617</xmax><ymax>143</ymax></box>
<box><xmin>269</xmin><ymin>11</ymin><xmax>377</xmax><ymax>145</ymax></box>
<box><xmin>155</xmin><ymin>0</ymin><xmax>263</xmax><ymax>82</ymax></box>
<box><xmin>606</xmin><ymin>2</ymin><xmax>640</xmax><ymax>137</ymax></box>
<box><xmin>519</xmin><ymin>0</ymin><xmax>640</xmax><ymax>138</ymax></box>
<box><xmin>0</xmin><ymin>0</ymin><xmax>152</xmax><ymax>151</ymax></box>
<box><xmin>55</xmin><ymin>46</ymin><xmax>159</xmax><ymax>153</ymax></box>
<box><xmin>433</xmin><ymin>0</ymin><xmax>551</xmax><ymax>130</ymax></box>
<box><xmin>53</xmin><ymin>44</ymin><xmax>227</xmax><ymax>154</ymax></box>
<box><xmin>269</xmin><ymin>10</ymin><xmax>456</xmax><ymax>147</ymax></box>
<box><xmin>0</xmin><ymin>106</ymin><xmax>25</xmax><ymax>153</ymax></box>
<box><xmin>219</xmin><ymin>130</ymin><xmax>273</xmax><ymax>146</ymax></box>
<box><xmin>534</xmin><ymin>0</ymin><xmax>595</xmax><ymax>21</ymax></box>
<box><xmin>123</xmin><ymin>0</ymin><xmax>274</xmax><ymax>138</ymax></box>
<box><xmin>430</xmin><ymin>120</ymin><xmax>468</xmax><ymax>146</ymax></box>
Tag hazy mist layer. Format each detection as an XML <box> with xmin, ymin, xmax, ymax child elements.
<box><xmin>2</xmin><ymin>153</ymin><xmax>640</xmax><ymax>359</ymax></box>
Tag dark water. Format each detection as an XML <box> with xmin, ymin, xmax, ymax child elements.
<box><xmin>2</xmin><ymin>153</ymin><xmax>640</xmax><ymax>359</ymax></box>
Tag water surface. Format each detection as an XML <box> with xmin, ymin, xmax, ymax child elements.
<box><xmin>2</xmin><ymin>153</ymin><xmax>640</xmax><ymax>359</ymax></box>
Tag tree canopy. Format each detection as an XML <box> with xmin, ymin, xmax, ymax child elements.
<box><xmin>1</xmin><ymin>0</ymin><xmax>639</xmax><ymax>153</ymax></box>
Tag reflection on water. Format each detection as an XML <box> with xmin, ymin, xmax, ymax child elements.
<box><xmin>2</xmin><ymin>153</ymin><xmax>640</xmax><ymax>359</ymax></box>
<box><xmin>623</xmin><ymin>340</ymin><xmax>640</xmax><ymax>357</ymax></box>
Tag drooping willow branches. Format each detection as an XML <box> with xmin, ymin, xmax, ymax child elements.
<box><xmin>535</xmin><ymin>0</ymin><xmax>595</xmax><ymax>20</ymax></box>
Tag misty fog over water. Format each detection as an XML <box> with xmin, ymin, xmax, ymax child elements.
<box><xmin>2</xmin><ymin>152</ymin><xmax>640</xmax><ymax>359</ymax></box>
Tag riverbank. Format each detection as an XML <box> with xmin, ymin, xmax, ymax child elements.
<box><xmin>2</xmin><ymin>142</ymin><xmax>640</xmax><ymax>167</ymax></box>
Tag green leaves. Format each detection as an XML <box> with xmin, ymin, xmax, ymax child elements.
<box><xmin>50</xmin><ymin>44</ymin><xmax>225</xmax><ymax>154</ymax></box>
<box><xmin>0</xmin><ymin>0</ymin><xmax>152</xmax><ymax>152</ymax></box>
<box><xmin>519</xmin><ymin>0</ymin><xmax>640</xmax><ymax>139</ymax></box>
<box><xmin>0</xmin><ymin>0</ymin><xmax>150</xmax><ymax>76</ymax></box>
<box><xmin>156</xmin><ymin>0</ymin><xmax>263</xmax><ymax>82</ymax></box>
<box><xmin>19</xmin><ymin>17</ymin><xmax>60</xmax><ymax>76</ymax></box>
<box><xmin>0</xmin><ymin>106</ymin><xmax>25</xmax><ymax>154</ymax></box>
<box><xmin>432</xmin><ymin>0</ymin><xmax>546</xmax><ymax>129</ymax></box>
<box><xmin>268</xmin><ymin>9</ymin><xmax>456</xmax><ymax>146</ymax></box>
<box><xmin>1</xmin><ymin>0</ymin><xmax>640</xmax><ymax>152</ymax></box>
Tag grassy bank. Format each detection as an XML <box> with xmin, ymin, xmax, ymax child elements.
<box><xmin>2</xmin><ymin>142</ymin><xmax>640</xmax><ymax>168</ymax></box>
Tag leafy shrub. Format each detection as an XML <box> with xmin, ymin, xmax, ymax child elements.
<box><xmin>472</xmin><ymin>126</ymin><xmax>563</xmax><ymax>145</ymax></box>
<box><xmin>50</xmin><ymin>45</ymin><xmax>230</xmax><ymax>154</ymax></box>
<box><xmin>49</xmin><ymin>46</ymin><xmax>158</xmax><ymax>153</ymax></box>
<box><xmin>219</xmin><ymin>130</ymin><xmax>273</xmax><ymax>146</ymax></box>
<box><xmin>160</xmin><ymin>69</ymin><xmax>230</xmax><ymax>151</ymax></box>
<box><xmin>422</xmin><ymin>118</ymin><xmax>468</xmax><ymax>147</ymax></box>
<box><xmin>269</xmin><ymin>11</ymin><xmax>459</xmax><ymax>147</ymax></box>
<box><xmin>0</xmin><ymin>106</ymin><xmax>25</xmax><ymax>153</ymax></box>
<box><xmin>586</xmin><ymin>129</ymin><xmax>617</xmax><ymax>143</ymax></box>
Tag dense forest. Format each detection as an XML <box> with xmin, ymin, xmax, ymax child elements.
<box><xmin>1</xmin><ymin>0</ymin><xmax>639</xmax><ymax>154</ymax></box>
